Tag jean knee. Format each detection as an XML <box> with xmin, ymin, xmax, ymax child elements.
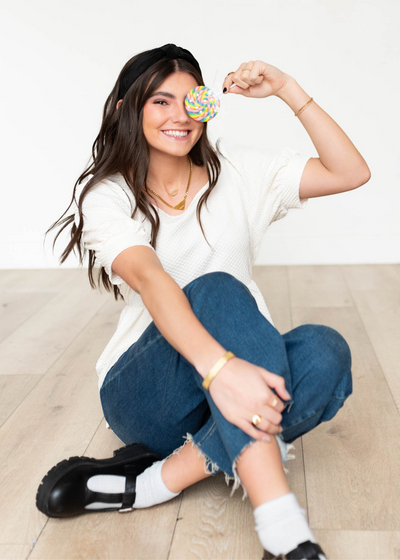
<box><xmin>318</xmin><ymin>326</ymin><xmax>353</xmax><ymax>397</ymax></box>
<box><xmin>183</xmin><ymin>272</ymin><xmax>252</xmax><ymax>303</ymax></box>
<box><xmin>323</xmin><ymin>326</ymin><xmax>352</xmax><ymax>368</ymax></box>
<box><xmin>184</xmin><ymin>271</ymin><xmax>240</xmax><ymax>290</ymax></box>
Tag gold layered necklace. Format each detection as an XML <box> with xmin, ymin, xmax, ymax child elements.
<box><xmin>145</xmin><ymin>156</ymin><xmax>193</xmax><ymax>211</ymax></box>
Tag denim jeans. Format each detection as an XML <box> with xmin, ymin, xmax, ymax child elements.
<box><xmin>100</xmin><ymin>272</ymin><xmax>353</xmax><ymax>499</ymax></box>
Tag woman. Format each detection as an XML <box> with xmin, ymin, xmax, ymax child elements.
<box><xmin>39</xmin><ymin>43</ymin><xmax>370</xmax><ymax>559</ymax></box>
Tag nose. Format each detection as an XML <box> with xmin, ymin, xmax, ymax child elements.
<box><xmin>171</xmin><ymin>100</ymin><xmax>191</xmax><ymax>124</ymax></box>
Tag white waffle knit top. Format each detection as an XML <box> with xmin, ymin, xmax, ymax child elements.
<box><xmin>74</xmin><ymin>137</ymin><xmax>310</xmax><ymax>390</ymax></box>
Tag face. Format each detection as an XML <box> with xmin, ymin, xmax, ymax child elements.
<box><xmin>141</xmin><ymin>72</ymin><xmax>204</xmax><ymax>157</ymax></box>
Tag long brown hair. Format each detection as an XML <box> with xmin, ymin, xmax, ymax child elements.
<box><xmin>45</xmin><ymin>51</ymin><xmax>223</xmax><ymax>301</ymax></box>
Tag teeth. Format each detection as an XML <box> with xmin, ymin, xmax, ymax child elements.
<box><xmin>163</xmin><ymin>130</ymin><xmax>189</xmax><ymax>137</ymax></box>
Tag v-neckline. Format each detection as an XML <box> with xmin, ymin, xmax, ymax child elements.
<box><xmin>112</xmin><ymin>173</ymin><xmax>210</xmax><ymax>220</ymax></box>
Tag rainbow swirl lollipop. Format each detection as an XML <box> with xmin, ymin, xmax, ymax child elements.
<box><xmin>185</xmin><ymin>83</ymin><xmax>237</xmax><ymax>122</ymax></box>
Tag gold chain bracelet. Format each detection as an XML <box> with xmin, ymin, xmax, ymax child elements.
<box><xmin>202</xmin><ymin>351</ymin><xmax>236</xmax><ymax>391</ymax></box>
<box><xmin>294</xmin><ymin>97</ymin><xmax>313</xmax><ymax>117</ymax></box>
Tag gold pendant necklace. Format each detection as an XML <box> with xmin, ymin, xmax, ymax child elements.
<box><xmin>146</xmin><ymin>156</ymin><xmax>193</xmax><ymax>210</ymax></box>
<box><xmin>148</xmin><ymin>179</ymin><xmax>179</xmax><ymax>197</ymax></box>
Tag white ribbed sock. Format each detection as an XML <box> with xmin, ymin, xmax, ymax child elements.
<box><xmin>254</xmin><ymin>492</ymin><xmax>320</xmax><ymax>557</ymax></box>
<box><xmin>85</xmin><ymin>458</ymin><xmax>181</xmax><ymax>510</ymax></box>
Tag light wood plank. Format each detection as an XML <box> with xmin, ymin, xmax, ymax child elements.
<box><xmin>291</xmin><ymin>304</ymin><xmax>400</xmax><ymax>530</ymax></box>
<box><xmin>341</xmin><ymin>264</ymin><xmax>400</xmax><ymax>292</ymax></box>
<box><xmin>341</xmin><ymin>264</ymin><xmax>400</xmax><ymax>411</ymax></box>
<box><xmin>0</xmin><ymin>271</ymin><xmax>106</xmax><ymax>375</ymax></box>
<box><xmin>313</xmin><ymin>529</ymin><xmax>400</xmax><ymax>560</ymax></box>
<box><xmin>0</xmin><ymin>374</ymin><xmax>42</xmax><ymax>427</ymax></box>
<box><xmin>0</xmin><ymin>544</ymin><xmax>32</xmax><ymax>560</ymax></box>
<box><xmin>0</xmin><ymin>270</ymin><xmax>22</xmax><ymax>291</ymax></box>
<box><xmin>288</xmin><ymin>265</ymin><xmax>353</xmax><ymax>308</ymax></box>
<box><xmin>0</xmin><ymin>292</ymin><xmax>50</xmax><ymax>344</ymax></box>
<box><xmin>0</xmin><ymin>268</ymin><xmax>80</xmax><ymax>293</ymax></box>
<box><xmin>0</xmin><ymin>296</ymin><xmax>119</xmax><ymax>544</ymax></box>
<box><xmin>252</xmin><ymin>266</ymin><xmax>292</xmax><ymax>332</ymax></box>
<box><xmin>170</xmin><ymin>474</ymin><xmax>260</xmax><ymax>560</ymax></box>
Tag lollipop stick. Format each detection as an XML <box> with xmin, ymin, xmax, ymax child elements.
<box><xmin>213</xmin><ymin>82</ymin><xmax>237</xmax><ymax>98</ymax></box>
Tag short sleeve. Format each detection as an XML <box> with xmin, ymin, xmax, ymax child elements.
<box><xmin>74</xmin><ymin>177</ymin><xmax>155</xmax><ymax>285</ymax></box>
<box><xmin>216</xmin><ymin>138</ymin><xmax>310</xmax><ymax>254</ymax></box>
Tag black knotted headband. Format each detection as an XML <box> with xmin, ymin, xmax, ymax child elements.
<box><xmin>118</xmin><ymin>43</ymin><xmax>203</xmax><ymax>100</ymax></box>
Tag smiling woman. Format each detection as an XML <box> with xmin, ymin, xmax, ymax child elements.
<box><xmin>39</xmin><ymin>42</ymin><xmax>359</xmax><ymax>560</ymax></box>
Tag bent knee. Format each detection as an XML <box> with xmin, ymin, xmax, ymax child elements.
<box><xmin>317</xmin><ymin>326</ymin><xmax>353</xmax><ymax>395</ymax></box>
<box><xmin>183</xmin><ymin>271</ymin><xmax>251</xmax><ymax>301</ymax></box>
<box><xmin>302</xmin><ymin>324</ymin><xmax>352</xmax><ymax>388</ymax></box>
<box><xmin>190</xmin><ymin>271</ymin><xmax>240</xmax><ymax>289</ymax></box>
<box><xmin>321</xmin><ymin>326</ymin><xmax>352</xmax><ymax>370</ymax></box>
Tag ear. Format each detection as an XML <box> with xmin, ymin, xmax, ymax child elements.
<box><xmin>116</xmin><ymin>99</ymin><xmax>123</xmax><ymax>110</ymax></box>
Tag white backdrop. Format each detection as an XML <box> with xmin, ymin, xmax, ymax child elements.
<box><xmin>1</xmin><ymin>0</ymin><xmax>399</xmax><ymax>269</ymax></box>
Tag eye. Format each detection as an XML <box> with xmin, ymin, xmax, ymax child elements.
<box><xmin>154</xmin><ymin>100</ymin><xmax>167</xmax><ymax>106</ymax></box>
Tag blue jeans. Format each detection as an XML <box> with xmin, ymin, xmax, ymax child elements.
<box><xmin>100</xmin><ymin>272</ymin><xmax>353</xmax><ymax>499</ymax></box>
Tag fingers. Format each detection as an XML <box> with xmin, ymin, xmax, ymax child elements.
<box><xmin>237</xmin><ymin>419</ymin><xmax>269</xmax><ymax>442</ymax></box>
<box><xmin>250</xmin><ymin>403</ymin><xmax>283</xmax><ymax>431</ymax></box>
<box><xmin>260</xmin><ymin>369</ymin><xmax>291</xmax><ymax>402</ymax></box>
<box><xmin>222</xmin><ymin>60</ymin><xmax>257</xmax><ymax>92</ymax></box>
<box><xmin>267</xmin><ymin>392</ymin><xmax>285</xmax><ymax>414</ymax></box>
<box><xmin>253</xmin><ymin>411</ymin><xmax>283</xmax><ymax>436</ymax></box>
<box><xmin>245</xmin><ymin>384</ymin><xmax>286</xmax><ymax>437</ymax></box>
<box><xmin>237</xmin><ymin>418</ymin><xmax>282</xmax><ymax>442</ymax></box>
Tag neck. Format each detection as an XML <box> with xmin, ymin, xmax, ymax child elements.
<box><xmin>146</xmin><ymin>151</ymin><xmax>191</xmax><ymax>190</ymax></box>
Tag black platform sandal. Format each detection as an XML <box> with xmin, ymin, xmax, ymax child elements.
<box><xmin>263</xmin><ymin>540</ymin><xmax>328</xmax><ymax>559</ymax></box>
<box><xmin>36</xmin><ymin>443</ymin><xmax>160</xmax><ymax>518</ymax></box>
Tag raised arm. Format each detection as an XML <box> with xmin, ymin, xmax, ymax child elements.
<box><xmin>222</xmin><ymin>60</ymin><xmax>371</xmax><ymax>199</ymax></box>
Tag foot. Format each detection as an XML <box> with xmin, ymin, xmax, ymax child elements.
<box><xmin>36</xmin><ymin>443</ymin><xmax>159</xmax><ymax>518</ymax></box>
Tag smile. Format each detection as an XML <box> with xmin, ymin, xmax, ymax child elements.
<box><xmin>162</xmin><ymin>130</ymin><xmax>192</xmax><ymax>140</ymax></box>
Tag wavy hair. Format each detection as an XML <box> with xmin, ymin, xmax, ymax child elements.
<box><xmin>45</xmin><ymin>50</ymin><xmax>223</xmax><ymax>301</ymax></box>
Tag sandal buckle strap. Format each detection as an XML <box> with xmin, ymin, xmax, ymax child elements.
<box><xmin>118</xmin><ymin>464</ymin><xmax>138</xmax><ymax>513</ymax></box>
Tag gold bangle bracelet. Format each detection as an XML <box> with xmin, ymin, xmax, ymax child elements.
<box><xmin>294</xmin><ymin>97</ymin><xmax>313</xmax><ymax>117</ymax></box>
<box><xmin>202</xmin><ymin>351</ymin><xmax>236</xmax><ymax>391</ymax></box>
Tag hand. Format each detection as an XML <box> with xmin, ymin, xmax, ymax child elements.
<box><xmin>208</xmin><ymin>356</ymin><xmax>291</xmax><ymax>442</ymax></box>
<box><xmin>221</xmin><ymin>60</ymin><xmax>291</xmax><ymax>99</ymax></box>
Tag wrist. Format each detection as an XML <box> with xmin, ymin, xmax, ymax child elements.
<box><xmin>195</xmin><ymin>342</ymin><xmax>229</xmax><ymax>379</ymax></box>
<box><xmin>202</xmin><ymin>351</ymin><xmax>236</xmax><ymax>391</ymax></box>
<box><xmin>274</xmin><ymin>74</ymin><xmax>295</xmax><ymax>99</ymax></box>
<box><xmin>275</xmin><ymin>76</ymin><xmax>311</xmax><ymax>113</ymax></box>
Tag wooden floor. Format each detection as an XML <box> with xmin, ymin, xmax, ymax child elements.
<box><xmin>1</xmin><ymin>265</ymin><xmax>399</xmax><ymax>560</ymax></box>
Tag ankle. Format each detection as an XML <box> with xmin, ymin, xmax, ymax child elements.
<box><xmin>236</xmin><ymin>438</ymin><xmax>290</xmax><ymax>508</ymax></box>
<box><xmin>161</xmin><ymin>460</ymin><xmax>183</xmax><ymax>493</ymax></box>
<box><xmin>161</xmin><ymin>441</ymin><xmax>212</xmax><ymax>493</ymax></box>
<box><xmin>254</xmin><ymin>493</ymin><xmax>316</xmax><ymax>556</ymax></box>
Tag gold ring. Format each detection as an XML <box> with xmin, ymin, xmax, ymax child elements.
<box><xmin>252</xmin><ymin>414</ymin><xmax>262</xmax><ymax>426</ymax></box>
<box><xmin>271</xmin><ymin>396</ymin><xmax>278</xmax><ymax>408</ymax></box>
<box><xmin>227</xmin><ymin>72</ymin><xmax>235</xmax><ymax>76</ymax></box>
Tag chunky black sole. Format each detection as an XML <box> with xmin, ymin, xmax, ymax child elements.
<box><xmin>36</xmin><ymin>443</ymin><xmax>159</xmax><ymax>518</ymax></box>
<box><xmin>263</xmin><ymin>540</ymin><xmax>327</xmax><ymax>559</ymax></box>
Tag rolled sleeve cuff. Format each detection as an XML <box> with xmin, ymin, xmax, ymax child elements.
<box><xmin>281</xmin><ymin>151</ymin><xmax>310</xmax><ymax>211</ymax></box>
<box><xmin>98</xmin><ymin>232</ymin><xmax>155</xmax><ymax>285</ymax></box>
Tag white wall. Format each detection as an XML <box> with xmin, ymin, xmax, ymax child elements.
<box><xmin>1</xmin><ymin>0</ymin><xmax>399</xmax><ymax>269</ymax></box>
